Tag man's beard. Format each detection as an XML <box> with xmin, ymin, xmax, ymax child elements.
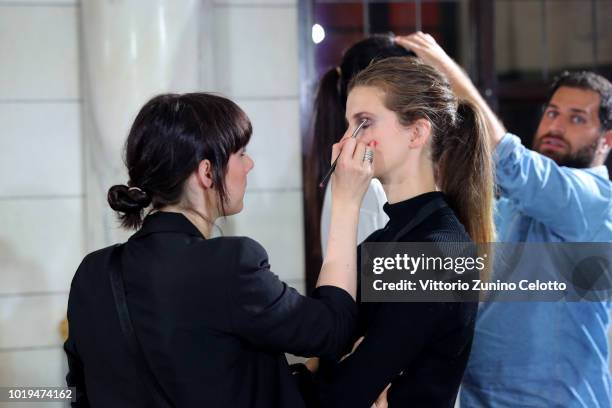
<box><xmin>534</xmin><ymin>133</ymin><xmax>599</xmax><ymax>168</ymax></box>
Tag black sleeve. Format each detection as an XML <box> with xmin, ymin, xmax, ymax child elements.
<box><xmin>64</xmin><ymin>291</ymin><xmax>89</xmax><ymax>408</ymax></box>
<box><xmin>64</xmin><ymin>257</ymin><xmax>91</xmax><ymax>408</ymax></box>
<box><xmin>227</xmin><ymin>237</ymin><xmax>358</xmax><ymax>360</ymax></box>
<box><xmin>64</xmin><ymin>336</ymin><xmax>89</xmax><ymax>408</ymax></box>
<box><xmin>317</xmin><ymin>303</ymin><xmax>442</xmax><ymax>408</ymax></box>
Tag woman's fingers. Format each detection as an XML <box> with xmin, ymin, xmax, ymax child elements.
<box><xmin>396</xmin><ymin>32</ymin><xmax>459</xmax><ymax>82</ymax></box>
<box><xmin>396</xmin><ymin>38</ymin><xmax>430</xmax><ymax>62</ymax></box>
<box><xmin>331</xmin><ymin>144</ymin><xmax>338</xmax><ymax>165</ymax></box>
<box><xmin>338</xmin><ymin>137</ymin><xmax>357</xmax><ymax>164</ymax></box>
<box><xmin>350</xmin><ymin>141</ymin><xmax>374</xmax><ymax>176</ymax></box>
<box><xmin>395</xmin><ymin>32</ymin><xmax>441</xmax><ymax>56</ymax></box>
<box><xmin>395</xmin><ymin>33</ymin><xmax>427</xmax><ymax>48</ymax></box>
<box><xmin>423</xmin><ymin>32</ymin><xmax>436</xmax><ymax>43</ymax></box>
<box><xmin>396</xmin><ymin>36</ymin><xmax>429</xmax><ymax>57</ymax></box>
<box><xmin>353</xmin><ymin>139</ymin><xmax>368</xmax><ymax>162</ymax></box>
<box><xmin>332</xmin><ymin>138</ymin><xmax>374</xmax><ymax>177</ymax></box>
<box><xmin>394</xmin><ymin>35</ymin><xmax>416</xmax><ymax>51</ymax></box>
<box><xmin>331</xmin><ymin>135</ymin><xmax>373</xmax><ymax>206</ymax></box>
<box><xmin>330</xmin><ymin>137</ymin><xmax>350</xmax><ymax>165</ymax></box>
<box><xmin>411</xmin><ymin>31</ymin><xmax>435</xmax><ymax>46</ymax></box>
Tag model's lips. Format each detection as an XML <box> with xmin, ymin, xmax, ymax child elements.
<box><xmin>540</xmin><ymin>136</ymin><xmax>568</xmax><ymax>151</ymax></box>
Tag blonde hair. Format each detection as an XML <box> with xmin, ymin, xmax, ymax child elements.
<box><xmin>350</xmin><ymin>57</ymin><xmax>496</xmax><ymax>243</ymax></box>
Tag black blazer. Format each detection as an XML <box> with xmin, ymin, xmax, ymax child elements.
<box><xmin>64</xmin><ymin>212</ymin><xmax>357</xmax><ymax>407</ymax></box>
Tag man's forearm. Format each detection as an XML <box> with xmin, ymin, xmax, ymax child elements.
<box><xmin>448</xmin><ymin>67</ymin><xmax>506</xmax><ymax>148</ymax></box>
<box><xmin>395</xmin><ymin>33</ymin><xmax>507</xmax><ymax>149</ymax></box>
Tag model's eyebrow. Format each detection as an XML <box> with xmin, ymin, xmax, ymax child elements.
<box><xmin>547</xmin><ymin>103</ymin><xmax>588</xmax><ymax>115</ymax></box>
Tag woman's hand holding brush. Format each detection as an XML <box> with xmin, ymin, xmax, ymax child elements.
<box><xmin>317</xmin><ymin>126</ymin><xmax>374</xmax><ymax>299</ymax></box>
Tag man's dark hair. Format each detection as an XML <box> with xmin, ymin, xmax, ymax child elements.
<box><xmin>548</xmin><ymin>71</ymin><xmax>612</xmax><ymax>131</ymax></box>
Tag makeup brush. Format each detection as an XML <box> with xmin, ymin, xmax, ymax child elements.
<box><xmin>319</xmin><ymin>119</ymin><xmax>368</xmax><ymax>189</ymax></box>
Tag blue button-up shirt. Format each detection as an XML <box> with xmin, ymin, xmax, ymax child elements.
<box><xmin>461</xmin><ymin>133</ymin><xmax>612</xmax><ymax>407</ymax></box>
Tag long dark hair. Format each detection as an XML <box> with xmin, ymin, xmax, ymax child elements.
<box><xmin>303</xmin><ymin>35</ymin><xmax>413</xmax><ymax>289</ymax></box>
<box><xmin>350</xmin><ymin>57</ymin><xmax>496</xmax><ymax>243</ymax></box>
<box><xmin>107</xmin><ymin>93</ymin><xmax>252</xmax><ymax>229</ymax></box>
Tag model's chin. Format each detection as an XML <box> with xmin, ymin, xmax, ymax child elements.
<box><xmin>225</xmin><ymin>201</ymin><xmax>244</xmax><ymax>217</ymax></box>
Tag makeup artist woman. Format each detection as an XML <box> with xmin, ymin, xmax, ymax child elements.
<box><xmin>64</xmin><ymin>93</ymin><xmax>373</xmax><ymax>407</ymax></box>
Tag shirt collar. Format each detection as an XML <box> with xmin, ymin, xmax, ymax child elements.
<box><xmin>584</xmin><ymin>165</ymin><xmax>609</xmax><ymax>179</ymax></box>
<box><xmin>130</xmin><ymin>211</ymin><xmax>205</xmax><ymax>240</ymax></box>
<box><xmin>383</xmin><ymin>191</ymin><xmax>447</xmax><ymax>226</ymax></box>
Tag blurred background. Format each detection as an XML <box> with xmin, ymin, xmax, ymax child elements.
<box><xmin>0</xmin><ymin>0</ymin><xmax>610</xmax><ymax>406</ymax></box>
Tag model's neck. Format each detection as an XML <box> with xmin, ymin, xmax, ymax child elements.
<box><xmin>381</xmin><ymin>160</ymin><xmax>437</xmax><ymax>204</ymax></box>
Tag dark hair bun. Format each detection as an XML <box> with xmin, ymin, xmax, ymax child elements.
<box><xmin>107</xmin><ymin>185</ymin><xmax>152</xmax><ymax>213</ymax></box>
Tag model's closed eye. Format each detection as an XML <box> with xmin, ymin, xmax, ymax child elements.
<box><xmin>356</xmin><ymin>116</ymin><xmax>372</xmax><ymax>128</ymax></box>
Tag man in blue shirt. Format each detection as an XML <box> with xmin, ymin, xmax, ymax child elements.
<box><xmin>397</xmin><ymin>33</ymin><xmax>612</xmax><ymax>407</ymax></box>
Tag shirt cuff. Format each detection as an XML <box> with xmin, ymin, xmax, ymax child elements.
<box><xmin>494</xmin><ymin>133</ymin><xmax>522</xmax><ymax>165</ymax></box>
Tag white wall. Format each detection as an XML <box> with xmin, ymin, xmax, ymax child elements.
<box><xmin>204</xmin><ymin>0</ymin><xmax>305</xmax><ymax>293</ymax></box>
<box><xmin>0</xmin><ymin>0</ymin><xmax>83</xmax><ymax>406</ymax></box>
<box><xmin>80</xmin><ymin>0</ymin><xmax>201</xmax><ymax>251</ymax></box>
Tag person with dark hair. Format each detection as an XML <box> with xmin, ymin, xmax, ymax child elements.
<box><xmin>396</xmin><ymin>32</ymin><xmax>612</xmax><ymax>407</ymax></box>
<box><xmin>533</xmin><ymin>70</ymin><xmax>612</xmax><ymax>168</ymax></box>
<box><xmin>305</xmin><ymin>34</ymin><xmax>413</xmax><ymax>263</ymax></box>
<box><xmin>309</xmin><ymin>56</ymin><xmax>496</xmax><ymax>407</ymax></box>
<box><xmin>64</xmin><ymin>92</ymin><xmax>375</xmax><ymax>407</ymax></box>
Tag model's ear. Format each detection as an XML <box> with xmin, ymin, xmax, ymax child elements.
<box><xmin>195</xmin><ymin>159</ymin><xmax>214</xmax><ymax>189</ymax></box>
<box><xmin>408</xmin><ymin>118</ymin><xmax>432</xmax><ymax>148</ymax></box>
<box><xmin>603</xmin><ymin>129</ymin><xmax>612</xmax><ymax>153</ymax></box>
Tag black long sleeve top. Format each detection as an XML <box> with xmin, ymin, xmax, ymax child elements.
<box><xmin>316</xmin><ymin>192</ymin><xmax>478</xmax><ymax>408</ymax></box>
<box><xmin>64</xmin><ymin>211</ymin><xmax>357</xmax><ymax>408</ymax></box>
